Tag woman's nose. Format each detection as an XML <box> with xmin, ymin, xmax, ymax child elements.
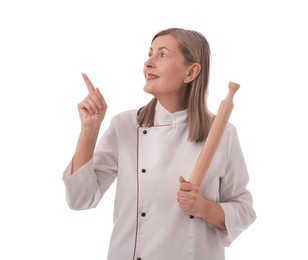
<box><xmin>144</xmin><ymin>57</ymin><xmax>155</xmax><ymax>68</ymax></box>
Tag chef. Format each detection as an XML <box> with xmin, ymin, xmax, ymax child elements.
<box><xmin>63</xmin><ymin>28</ymin><xmax>256</xmax><ymax>260</ymax></box>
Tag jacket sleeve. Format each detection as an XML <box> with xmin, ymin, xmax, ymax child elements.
<box><xmin>218</xmin><ymin>125</ymin><xmax>256</xmax><ymax>246</ymax></box>
<box><xmin>62</xmin><ymin>116</ymin><xmax>119</xmax><ymax>210</ymax></box>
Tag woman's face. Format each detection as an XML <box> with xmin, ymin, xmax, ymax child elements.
<box><xmin>143</xmin><ymin>34</ymin><xmax>190</xmax><ymax>106</ymax></box>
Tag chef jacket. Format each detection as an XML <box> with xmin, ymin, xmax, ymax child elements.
<box><xmin>63</xmin><ymin>101</ymin><xmax>256</xmax><ymax>260</ymax></box>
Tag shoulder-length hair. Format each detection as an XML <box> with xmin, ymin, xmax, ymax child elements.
<box><xmin>137</xmin><ymin>28</ymin><xmax>213</xmax><ymax>143</ymax></box>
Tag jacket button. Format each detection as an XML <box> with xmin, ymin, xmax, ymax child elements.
<box><xmin>190</xmin><ymin>215</ymin><xmax>194</xmax><ymax>219</ymax></box>
<box><xmin>143</xmin><ymin>130</ymin><xmax>147</xmax><ymax>134</ymax></box>
<box><xmin>141</xmin><ymin>169</ymin><xmax>146</xmax><ymax>173</ymax></box>
<box><xmin>141</xmin><ymin>212</ymin><xmax>146</xmax><ymax>217</ymax></box>
<box><xmin>137</xmin><ymin>258</ymin><xmax>142</xmax><ymax>260</ymax></box>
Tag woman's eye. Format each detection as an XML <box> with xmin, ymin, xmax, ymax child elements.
<box><xmin>160</xmin><ymin>52</ymin><xmax>167</xmax><ymax>57</ymax></box>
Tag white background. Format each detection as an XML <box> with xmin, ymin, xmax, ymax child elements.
<box><xmin>1</xmin><ymin>0</ymin><xmax>307</xmax><ymax>259</ymax></box>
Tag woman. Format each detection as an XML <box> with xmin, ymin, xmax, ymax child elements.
<box><xmin>63</xmin><ymin>28</ymin><xmax>256</xmax><ymax>260</ymax></box>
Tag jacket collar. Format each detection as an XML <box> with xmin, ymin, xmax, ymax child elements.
<box><xmin>154</xmin><ymin>101</ymin><xmax>187</xmax><ymax>126</ymax></box>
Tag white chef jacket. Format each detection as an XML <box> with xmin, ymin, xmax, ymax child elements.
<box><xmin>63</xmin><ymin>101</ymin><xmax>256</xmax><ymax>260</ymax></box>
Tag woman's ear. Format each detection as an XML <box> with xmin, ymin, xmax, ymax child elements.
<box><xmin>184</xmin><ymin>63</ymin><xmax>201</xmax><ymax>83</ymax></box>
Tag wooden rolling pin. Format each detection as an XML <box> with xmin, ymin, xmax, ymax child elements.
<box><xmin>189</xmin><ymin>82</ymin><xmax>240</xmax><ymax>186</ymax></box>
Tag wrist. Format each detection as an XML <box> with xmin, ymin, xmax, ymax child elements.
<box><xmin>200</xmin><ymin>197</ymin><xmax>210</xmax><ymax>220</ymax></box>
<box><xmin>80</xmin><ymin>124</ymin><xmax>100</xmax><ymax>135</ymax></box>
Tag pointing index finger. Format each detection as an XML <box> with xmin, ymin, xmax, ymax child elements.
<box><xmin>82</xmin><ymin>73</ymin><xmax>95</xmax><ymax>93</ymax></box>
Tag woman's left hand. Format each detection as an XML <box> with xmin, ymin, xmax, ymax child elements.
<box><xmin>177</xmin><ymin>176</ymin><xmax>207</xmax><ymax>218</ymax></box>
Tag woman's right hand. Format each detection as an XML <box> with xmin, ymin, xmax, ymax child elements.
<box><xmin>77</xmin><ymin>73</ymin><xmax>107</xmax><ymax>128</ymax></box>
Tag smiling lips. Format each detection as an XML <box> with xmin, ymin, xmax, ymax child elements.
<box><xmin>146</xmin><ymin>73</ymin><xmax>159</xmax><ymax>80</ymax></box>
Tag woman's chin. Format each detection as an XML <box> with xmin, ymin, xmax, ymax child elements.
<box><xmin>143</xmin><ymin>85</ymin><xmax>154</xmax><ymax>95</ymax></box>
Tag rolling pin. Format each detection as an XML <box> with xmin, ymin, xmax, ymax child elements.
<box><xmin>189</xmin><ymin>82</ymin><xmax>240</xmax><ymax>186</ymax></box>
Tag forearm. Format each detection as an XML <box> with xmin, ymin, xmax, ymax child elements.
<box><xmin>71</xmin><ymin>126</ymin><xmax>100</xmax><ymax>173</ymax></box>
<box><xmin>201</xmin><ymin>198</ymin><xmax>226</xmax><ymax>232</ymax></box>
<box><xmin>178</xmin><ymin>177</ymin><xmax>227</xmax><ymax>231</ymax></box>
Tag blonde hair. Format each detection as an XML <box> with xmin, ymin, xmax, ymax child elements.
<box><xmin>137</xmin><ymin>28</ymin><xmax>213</xmax><ymax>143</ymax></box>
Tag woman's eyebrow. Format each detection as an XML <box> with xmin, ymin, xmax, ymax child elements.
<box><xmin>149</xmin><ymin>46</ymin><xmax>170</xmax><ymax>52</ymax></box>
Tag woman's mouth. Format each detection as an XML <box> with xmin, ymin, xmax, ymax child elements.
<box><xmin>146</xmin><ymin>73</ymin><xmax>159</xmax><ymax>80</ymax></box>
